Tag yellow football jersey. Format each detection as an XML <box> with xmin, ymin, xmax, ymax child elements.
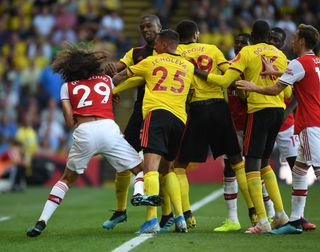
<box><xmin>177</xmin><ymin>43</ymin><xmax>229</xmax><ymax>102</ymax></box>
<box><xmin>128</xmin><ymin>53</ymin><xmax>194</xmax><ymax>124</ymax></box>
<box><xmin>230</xmin><ymin>43</ymin><xmax>288</xmax><ymax>113</ymax></box>
<box><xmin>120</xmin><ymin>47</ymin><xmax>157</xmax><ymax>67</ymax></box>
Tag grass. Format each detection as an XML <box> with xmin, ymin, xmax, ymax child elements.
<box><xmin>0</xmin><ymin>183</ymin><xmax>319</xmax><ymax>252</ymax></box>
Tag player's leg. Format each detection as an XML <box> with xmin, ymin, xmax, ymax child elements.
<box><xmin>214</xmin><ymin>100</ymin><xmax>255</xmax><ymax>226</ymax></box>
<box><xmin>174</xmin><ymin>160</ymin><xmax>196</xmax><ymax>229</ymax></box>
<box><xmin>214</xmin><ymin>159</ymin><xmax>241</xmax><ymax>232</ymax></box>
<box><xmin>26</xmin><ymin>168</ymin><xmax>78</xmax><ymax>237</ymax></box>
<box><xmin>261</xmin><ymin>180</ymin><xmax>275</xmax><ymax>220</ymax></box>
<box><xmin>161</xmin><ymin>160</ymin><xmax>187</xmax><ymax>232</ymax></box>
<box><xmin>27</xmin><ymin>123</ymin><xmax>95</xmax><ymax>237</ymax></box>
<box><xmin>159</xmin><ymin>173</ymin><xmax>175</xmax><ymax>232</ymax></box>
<box><xmin>243</xmin><ymin>111</ymin><xmax>272</xmax><ymax>233</ymax></box>
<box><xmin>228</xmin><ymin>154</ymin><xmax>256</xmax><ymax>226</ymax></box>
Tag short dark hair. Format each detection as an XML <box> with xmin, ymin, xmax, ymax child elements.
<box><xmin>251</xmin><ymin>20</ymin><xmax>270</xmax><ymax>44</ymax></box>
<box><xmin>271</xmin><ymin>27</ymin><xmax>286</xmax><ymax>41</ymax></box>
<box><xmin>158</xmin><ymin>29</ymin><xmax>180</xmax><ymax>43</ymax></box>
<box><xmin>140</xmin><ymin>14</ymin><xmax>161</xmax><ymax>28</ymax></box>
<box><xmin>235</xmin><ymin>33</ymin><xmax>251</xmax><ymax>41</ymax></box>
<box><xmin>176</xmin><ymin>20</ymin><xmax>198</xmax><ymax>41</ymax></box>
<box><xmin>297</xmin><ymin>24</ymin><xmax>319</xmax><ymax>50</ymax></box>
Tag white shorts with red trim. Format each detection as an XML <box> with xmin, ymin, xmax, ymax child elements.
<box><xmin>67</xmin><ymin>119</ymin><xmax>142</xmax><ymax>174</ymax></box>
<box><xmin>276</xmin><ymin>125</ymin><xmax>299</xmax><ymax>160</ymax></box>
<box><xmin>296</xmin><ymin>127</ymin><xmax>320</xmax><ymax>167</ymax></box>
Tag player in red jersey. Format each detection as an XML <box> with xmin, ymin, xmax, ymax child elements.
<box><xmin>237</xmin><ymin>24</ymin><xmax>320</xmax><ymax>234</ymax></box>
<box><xmin>26</xmin><ymin>43</ymin><xmax>161</xmax><ymax>237</ymax></box>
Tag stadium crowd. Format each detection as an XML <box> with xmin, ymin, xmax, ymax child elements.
<box><xmin>0</xmin><ymin>0</ymin><xmax>319</xmax><ymax>218</ymax></box>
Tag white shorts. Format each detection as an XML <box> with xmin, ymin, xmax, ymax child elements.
<box><xmin>276</xmin><ymin>125</ymin><xmax>299</xmax><ymax>160</ymax></box>
<box><xmin>296</xmin><ymin>127</ymin><xmax>320</xmax><ymax>167</ymax></box>
<box><xmin>67</xmin><ymin>119</ymin><xmax>142</xmax><ymax>174</ymax></box>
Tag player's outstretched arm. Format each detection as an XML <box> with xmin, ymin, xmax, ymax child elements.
<box><xmin>113</xmin><ymin>76</ymin><xmax>146</xmax><ymax>94</ymax></box>
<box><xmin>236</xmin><ymin>80</ymin><xmax>287</xmax><ymax>96</ymax></box>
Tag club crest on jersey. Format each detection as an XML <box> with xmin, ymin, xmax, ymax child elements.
<box><xmin>231</xmin><ymin>53</ymin><xmax>241</xmax><ymax>63</ymax></box>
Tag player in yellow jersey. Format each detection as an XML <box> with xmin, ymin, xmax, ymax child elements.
<box><xmin>112</xmin><ymin>29</ymin><xmax>194</xmax><ymax>234</ymax></box>
<box><xmin>197</xmin><ymin>20</ymin><xmax>289</xmax><ymax>233</ymax></box>
<box><xmin>102</xmin><ymin>15</ymin><xmax>162</xmax><ymax>230</ymax></box>
<box><xmin>171</xmin><ymin>20</ymin><xmax>256</xmax><ymax>231</ymax></box>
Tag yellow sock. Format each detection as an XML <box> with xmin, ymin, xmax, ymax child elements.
<box><xmin>174</xmin><ymin>168</ymin><xmax>190</xmax><ymax>212</ymax></box>
<box><xmin>159</xmin><ymin>174</ymin><xmax>172</xmax><ymax>216</ymax></box>
<box><xmin>246</xmin><ymin>171</ymin><xmax>267</xmax><ymax>221</ymax></box>
<box><xmin>164</xmin><ymin>172</ymin><xmax>183</xmax><ymax>217</ymax></box>
<box><xmin>115</xmin><ymin>171</ymin><xmax>131</xmax><ymax>211</ymax></box>
<box><xmin>261</xmin><ymin>165</ymin><xmax>284</xmax><ymax>212</ymax></box>
<box><xmin>144</xmin><ymin>171</ymin><xmax>159</xmax><ymax>220</ymax></box>
<box><xmin>231</xmin><ymin>161</ymin><xmax>254</xmax><ymax>209</ymax></box>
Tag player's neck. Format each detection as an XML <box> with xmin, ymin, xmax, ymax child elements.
<box><xmin>299</xmin><ymin>48</ymin><xmax>314</xmax><ymax>57</ymax></box>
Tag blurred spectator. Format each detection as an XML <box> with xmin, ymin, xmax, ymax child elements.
<box><xmin>32</xmin><ymin>6</ymin><xmax>55</xmax><ymax>37</ymax></box>
<box><xmin>55</xmin><ymin>3</ymin><xmax>77</xmax><ymax>30</ymax></box>
<box><xmin>154</xmin><ymin>0</ymin><xmax>179</xmax><ymax>28</ymax></box>
<box><xmin>0</xmin><ymin>139</ymin><xmax>26</xmax><ymax>192</ymax></box>
<box><xmin>38</xmin><ymin>110</ymin><xmax>65</xmax><ymax>153</ymax></box>
<box><xmin>20</xmin><ymin>59</ymin><xmax>42</xmax><ymax>95</ymax></box>
<box><xmin>98</xmin><ymin>9</ymin><xmax>124</xmax><ymax>43</ymax></box>
<box><xmin>39</xmin><ymin>65</ymin><xmax>63</xmax><ymax>103</ymax></box>
<box><xmin>40</xmin><ymin>97</ymin><xmax>65</xmax><ymax>126</ymax></box>
<box><xmin>16</xmin><ymin>113</ymin><xmax>38</xmax><ymax>176</ymax></box>
<box><xmin>252</xmin><ymin>0</ymin><xmax>277</xmax><ymax>26</ymax></box>
<box><xmin>0</xmin><ymin>113</ymin><xmax>17</xmax><ymax>142</ymax></box>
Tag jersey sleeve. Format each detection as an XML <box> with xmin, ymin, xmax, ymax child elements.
<box><xmin>120</xmin><ymin>48</ymin><xmax>134</xmax><ymax>67</ymax></box>
<box><xmin>229</xmin><ymin>48</ymin><xmax>248</xmax><ymax>73</ymax></box>
<box><xmin>215</xmin><ymin>47</ymin><xmax>229</xmax><ymax>68</ymax></box>
<box><xmin>127</xmin><ymin>58</ymin><xmax>150</xmax><ymax>77</ymax></box>
<box><xmin>60</xmin><ymin>83</ymin><xmax>69</xmax><ymax>100</ymax></box>
<box><xmin>279</xmin><ymin>59</ymin><xmax>305</xmax><ymax>85</ymax></box>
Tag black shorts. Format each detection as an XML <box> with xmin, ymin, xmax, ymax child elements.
<box><xmin>141</xmin><ymin>109</ymin><xmax>185</xmax><ymax>161</ymax></box>
<box><xmin>124</xmin><ymin>107</ymin><xmax>143</xmax><ymax>152</ymax></box>
<box><xmin>243</xmin><ymin>107</ymin><xmax>284</xmax><ymax>159</ymax></box>
<box><xmin>178</xmin><ymin>99</ymin><xmax>241</xmax><ymax>162</ymax></box>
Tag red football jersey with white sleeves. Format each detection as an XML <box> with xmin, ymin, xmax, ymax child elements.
<box><xmin>60</xmin><ymin>74</ymin><xmax>114</xmax><ymax>120</ymax></box>
<box><xmin>279</xmin><ymin>53</ymin><xmax>320</xmax><ymax>134</ymax></box>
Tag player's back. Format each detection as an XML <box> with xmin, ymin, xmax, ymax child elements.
<box><xmin>177</xmin><ymin>43</ymin><xmax>228</xmax><ymax>102</ymax></box>
<box><xmin>135</xmin><ymin>52</ymin><xmax>194</xmax><ymax>124</ymax></box>
<box><xmin>293</xmin><ymin>53</ymin><xmax>320</xmax><ymax>133</ymax></box>
<box><xmin>65</xmin><ymin>74</ymin><xmax>114</xmax><ymax>120</ymax></box>
<box><xmin>231</xmin><ymin>43</ymin><xmax>288</xmax><ymax>113</ymax></box>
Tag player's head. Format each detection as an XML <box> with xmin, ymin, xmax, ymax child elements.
<box><xmin>268</xmin><ymin>27</ymin><xmax>286</xmax><ymax>49</ymax></box>
<box><xmin>176</xmin><ymin>20</ymin><xmax>200</xmax><ymax>43</ymax></box>
<box><xmin>251</xmin><ymin>20</ymin><xmax>270</xmax><ymax>44</ymax></box>
<box><xmin>155</xmin><ymin>29</ymin><xmax>180</xmax><ymax>54</ymax></box>
<box><xmin>52</xmin><ymin>42</ymin><xmax>111</xmax><ymax>82</ymax></box>
<box><xmin>234</xmin><ymin>33</ymin><xmax>250</xmax><ymax>55</ymax></box>
<box><xmin>139</xmin><ymin>14</ymin><xmax>162</xmax><ymax>45</ymax></box>
<box><xmin>292</xmin><ymin>24</ymin><xmax>319</xmax><ymax>54</ymax></box>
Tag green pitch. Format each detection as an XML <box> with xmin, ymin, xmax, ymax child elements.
<box><xmin>0</xmin><ymin>183</ymin><xmax>319</xmax><ymax>252</ymax></box>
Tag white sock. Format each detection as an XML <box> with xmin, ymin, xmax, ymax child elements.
<box><xmin>224</xmin><ymin>177</ymin><xmax>238</xmax><ymax>223</ymax></box>
<box><xmin>290</xmin><ymin>165</ymin><xmax>308</xmax><ymax>222</ymax></box>
<box><xmin>262</xmin><ymin>182</ymin><xmax>275</xmax><ymax>218</ymax></box>
<box><xmin>133</xmin><ymin>171</ymin><xmax>144</xmax><ymax>196</ymax></box>
<box><xmin>39</xmin><ymin>181</ymin><xmax>69</xmax><ymax>223</ymax></box>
